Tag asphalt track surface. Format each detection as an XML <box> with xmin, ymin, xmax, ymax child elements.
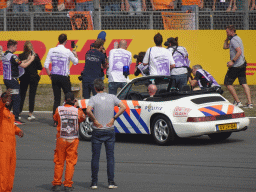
<box><xmin>13</xmin><ymin>112</ymin><xmax>256</xmax><ymax>192</ymax></box>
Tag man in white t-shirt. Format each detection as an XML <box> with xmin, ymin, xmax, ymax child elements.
<box><xmin>108</xmin><ymin>40</ymin><xmax>132</xmax><ymax>95</ymax></box>
<box><xmin>143</xmin><ymin>33</ymin><xmax>175</xmax><ymax>76</ymax></box>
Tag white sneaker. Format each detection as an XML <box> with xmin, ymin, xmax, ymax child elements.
<box><xmin>233</xmin><ymin>101</ymin><xmax>243</xmax><ymax>107</ymax></box>
<box><xmin>28</xmin><ymin>115</ymin><xmax>36</xmax><ymax>121</ymax></box>
<box><xmin>243</xmin><ymin>103</ymin><xmax>253</xmax><ymax>109</ymax></box>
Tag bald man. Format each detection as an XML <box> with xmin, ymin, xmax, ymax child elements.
<box><xmin>108</xmin><ymin>40</ymin><xmax>132</xmax><ymax>95</ymax></box>
<box><xmin>144</xmin><ymin>84</ymin><xmax>157</xmax><ymax>100</ymax></box>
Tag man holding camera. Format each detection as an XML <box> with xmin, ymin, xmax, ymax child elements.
<box><xmin>44</xmin><ymin>34</ymin><xmax>78</xmax><ymax>126</ymax></box>
<box><xmin>82</xmin><ymin>39</ymin><xmax>107</xmax><ymax>99</ymax></box>
<box><xmin>223</xmin><ymin>25</ymin><xmax>252</xmax><ymax>108</ymax></box>
<box><xmin>2</xmin><ymin>39</ymin><xmax>35</xmax><ymax>125</ymax></box>
<box><xmin>108</xmin><ymin>40</ymin><xmax>132</xmax><ymax>95</ymax></box>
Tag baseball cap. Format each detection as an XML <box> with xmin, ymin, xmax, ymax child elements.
<box><xmin>65</xmin><ymin>92</ymin><xmax>75</xmax><ymax>101</ymax></box>
<box><xmin>97</xmin><ymin>31</ymin><xmax>106</xmax><ymax>41</ymax></box>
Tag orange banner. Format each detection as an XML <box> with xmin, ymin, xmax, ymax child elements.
<box><xmin>69</xmin><ymin>11</ymin><xmax>93</xmax><ymax>30</ymax></box>
<box><xmin>162</xmin><ymin>12</ymin><xmax>196</xmax><ymax>30</ymax></box>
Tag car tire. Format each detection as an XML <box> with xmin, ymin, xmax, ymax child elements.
<box><xmin>151</xmin><ymin>115</ymin><xmax>176</xmax><ymax>145</ymax></box>
<box><xmin>208</xmin><ymin>132</ymin><xmax>232</xmax><ymax>141</ymax></box>
<box><xmin>79</xmin><ymin>116</ymin><xmax>93</xmax><ymax>141</ymax></box>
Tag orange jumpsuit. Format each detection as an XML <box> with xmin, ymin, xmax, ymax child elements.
<box><xmin>0</xmin><ymin>100</ymin><xmax>22</xmax><ymax>192</ymax></box>
<box><xmin>52</xmin><ymin>104</ymin><xmax>85</xmax><ymax>187</ymax></box>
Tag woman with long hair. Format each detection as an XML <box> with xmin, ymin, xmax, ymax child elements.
<box><xmin>19</xmin><ymin>41</ymin><xmax>42</xmax><ymax>120</ymax></box>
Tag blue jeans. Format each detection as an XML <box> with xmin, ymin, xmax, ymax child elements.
<box><xmin>128</xmin><ymin>0</ymin><xmax>141</xmax><ymax>15</ymax></box>
<box><xmin>171</xmin><ymin>74</ymin><xmax>188</xmax><ymax>91</ymax></box>
<box><xmin>108</xmin><ymin>82</ymin><xmax>126</xmax><ymax>95</ymax></box>
<box><xmin>4</xmin><ymin>79</ymin><xmax>21</xmax><ymax>120</ymax></box>
<box><xmin>181</xmin><ymin>5</ymin><xmax>199</xmax><ymax>12</ymax></box>
<box><xmin>104</xmin><ymin>4</ymin><xmax>120</xmax><ymax>15</ymax></box>
<box><xmin>91</xmin><ymin>129</ymin><xmax>115</xmax><ymax>183</ymax></box>
<box><xmin>13</xmin><ymin>3</ymin><xmax>29</xmax><ymax>13</ymax></box>
<box><xmin>82</xmin><ymin>82</ymin><xmax>96</xmax><ymax>99</ymax></box>
<box><xmin>76</xmin><ymin>1</ymin><xmax>94</xmax><ymax>11</ymax></box>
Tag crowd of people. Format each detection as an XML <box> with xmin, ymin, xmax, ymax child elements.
<box><xmin>0</xmin><ymin>0</ymin><xmax>254</xmax><ymax>15</ymax></box>
<box><xmin>0</xmin><ymin>24</ymin><xmax>253</xmax><ymax>191</ymax></box>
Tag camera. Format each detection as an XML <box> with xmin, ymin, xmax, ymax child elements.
<box><xmin>71</xmin><ymin>41</ymin><xmax>76</xmax><ymax>49</ymax></box>
<box><xmin>78</xmin><ymin>72</ymin><xmax>83</xmax><ymax>81</ymax></box>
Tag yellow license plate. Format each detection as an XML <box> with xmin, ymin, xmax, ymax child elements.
<box><xmin>217</xmin><ymin>123</ymin><xmax>237</xmax><ymax>131</ymax></box>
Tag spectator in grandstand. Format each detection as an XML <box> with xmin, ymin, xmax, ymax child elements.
<box><xmin>33</xmin><ymin>0</ymin><xmax>52</xmax><ymax>14</ymax></box>
<box><xmin>19</xmin><ymin>41</ymin><xmax>42</xmax><ymax>121</ymax></box>
<box><xmin>13</xmin><ymin>0</ymin><xmax>29</xmax><ymax>13</ymax></box>
<box><xmin>181</xmin><ymin>0</ymin><xmax>204</xmax><ymax>12</ymax></box>
<box><xmin>143</xmin><ymin>33</ymin><xmax>175</xmax><ymax>76</ymax></box>
<box><xmin>223</xmin><ymin>25</ymin><xmax>252</xmax><ymax>108</ymax></box>
<box><xmin>165</xmin><ymin>37</ymin><xmax>190</xmax><ymax>91</ymax></box>
<box><xmin>249</xmin><ymin>0</ymin><xmax>255</xmax><ymax>10</ymax></box>
<box><xmin>125</xmin><ymin>0</ymin><xmax>147</xmax><ymax>15</ymax></box>
<box><xmin>134</xmin><ymin>52</ymin><xmax>148</xmax><ymax>76</ymax></box>
<box><xmin>82</xmin><ymin>39</ymin><xmax>107</xmax><ymax>99</ymax></box>
<box><xmin>0</xmin><ymin>0</ymin><xmax>8</xmax><ymax>14</ymax></box>
<box><xmin>44</xmin><ymin>34</ymin><xmax>79</xmax><ymax>126</ymax></box>
<box><xmin>188</xmin><ymin>65</ymin><xmax>220</xmax><ymax>90</ymax></box>
<box><xmin>212</xmin><ymin>0</ymin><xmax>229</xmax><ymax>11</ymax></box>
<box><xmin>76</xmin><ymin>0</ymin><xmax>94</xmax><ymax>11</ymax></box>
<box><xmin>226</xmin><ymin>0</ymin><xmax>237</xmax><ymax>11</ymax></box>
<box><xmin>57</xmin><ymin>0</ymin><xmax>75</xmax><ymax>11</ymax></box>
<box><xmin>150</xmin><ymin>0</ymin><xmax>176</xmax><ymax>29</ymax></box>
<box><xmin>108</xmin><ymin>40</ymin><xmax>132</xmax><ymax>95</ymax></box>
<box><xmin>2</xmin><ymin>40</ymin><xmax>35</xmax><ymax>125</ymax></box>
<box><xmin>100</xmin><ymin>0</ymin><xmax>125</xmax><ymax>14</ymax></box>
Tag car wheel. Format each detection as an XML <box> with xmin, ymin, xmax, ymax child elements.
<box><xmin>151</xmin><ymin>115</ymin><xmax>176</xmax><ymax>145</ymax></box>
<box><xmin>208</xmin><ymin>132</ymin><xmax>232</xmax><ymax>141</ymax></box>
<box><xmin>79</xmin><ymin>116</ymin><xmax>93</xmax><ymax>141</ymax></box>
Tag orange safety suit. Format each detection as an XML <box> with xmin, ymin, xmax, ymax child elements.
<box><xmin>0</xmin><ymin>0</ymin><xmax>7</xmax><ymax>9</ymax></box>
<box><xmin>52</xmin><ymin>104</ymin><xmax>85</xmax><ymax>187</ymax></box>
<box><xmin>0</xmin><ymin>99</ymin><xmax>22</xmax><ymax>192</ymax></box>
<box><xmin>152</xmin><ymin>0</ymin><xmax>173</xmax><ymax>10</ymax></box>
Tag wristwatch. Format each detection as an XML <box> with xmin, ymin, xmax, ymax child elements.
<box><xmin>232</xmin><ymin>60</ymin><xmax>236</xmax><ymax>63</ymax></box>
<box><xmin>113</xmin><ymin>116</ymin><xmax>117</xmax><ymax>120</ymax></box>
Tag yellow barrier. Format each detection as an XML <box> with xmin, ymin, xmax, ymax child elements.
<box><xmin>0</xmin><ymin>30</ymin><xmax>256</xmax><ymax>84</ymax></box>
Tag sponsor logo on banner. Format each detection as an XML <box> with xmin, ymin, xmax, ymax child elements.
<box><xmin>145</xmin><ymin>104</ymin><xmax>163</xmax><ymax>112</ymax></box>
<box><xmin>173</xmin><ymin>106</ymin><xmax>191</xmax><ymax>117</ymax></box>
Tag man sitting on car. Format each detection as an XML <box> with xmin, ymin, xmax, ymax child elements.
<box><xmin>189</xmin><ymin>65</ymin><xmax>220</xmax><ymax>90</ymax></box>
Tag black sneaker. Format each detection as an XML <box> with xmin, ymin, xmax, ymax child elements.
<box><xmin>51</xmin><ymin>185</ymin><xmax>61</xmax><ymax>191</ymax></box>
<box><xmin>108</xmin><ymin>181</ymin><xmax>118</xmax><ymax>189</ymax></box>
<box><xmin>15</xmin><ymin>120</ymin><xmax>25</xmax><ymax>125</ymax></box>
<box><xmin>90</xmin><ymin>182</ymin><xmax>98</xmax><ymax>189</ymax></box>
<box><xmin>64</xmin><ymin>186</ymin><xmax>74</xmax><ymax>191</ymax></box>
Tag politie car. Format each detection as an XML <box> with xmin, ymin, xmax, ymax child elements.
<box><xmin>77</xmin><ymin>76</ymin><xmax>249</xmax><ymax>145</ymax></box>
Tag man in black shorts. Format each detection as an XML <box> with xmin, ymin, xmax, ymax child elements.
<box><xmin>223</xmin><ymin>25</ymin><xmax>252</xmax><ymax>108</ymax></box>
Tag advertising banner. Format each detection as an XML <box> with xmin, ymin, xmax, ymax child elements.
<box><xmin>0</xmin><ymin>30</ymin><xmax>256</xmax><ymax>84</ymax></box>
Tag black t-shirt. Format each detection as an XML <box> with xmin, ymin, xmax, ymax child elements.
<box><xmin>19</xmin><ymin>52</ymin><xmax>42</xmax><ymax>77</ymax></box>
<box><xmin>194</xmin><ymin>71</ymin><xmax>210</xmax><ymax>87</ymax></box>
<box><xmin>82</xmin><ymin>49</ymin><xmax>106</xmax><ymax>83</ymax></box>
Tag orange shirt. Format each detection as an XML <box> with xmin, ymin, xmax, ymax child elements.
<box><xmin>152</xmin><ymin>0</ymin><xmax>173</xmax><ymax>10</ymax></box>
<box><xmin>53</xmin><ymin>104</ymin><xmax>86</xmax><ymax>139</ymax></box>
<box><xmin>58</xmin><ymin>0</ymin><xmax>75</xmax><ymax>10</ymax></box>
<box><xmin>182</xmin><ymin>0</ymin><xmax>201</xmax><ymax>6</ymax></box>
<box><xmin>76</xmin><ymin>0</ymin><xmax>93</xmax><ymax>3</ymax></box>
<box><xmin>13</xmin><ymin>0</ymin><xmax>28</xmax><ymax>4</ymax></box>
<box><xmin>33</xmin><ymin>0</ymin><xmax>52</xmax><ymax>5</ymax></box>
<box><xmin>0</xmin><ymin>0</ymin><xmax>7</xmax><ymax>9</ymax></box>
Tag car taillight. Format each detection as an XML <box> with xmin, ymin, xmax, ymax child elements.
<box><xmin>187</xmin><ymin>112</ymin><xmax>245</xmax><ymax>122</ymax></box>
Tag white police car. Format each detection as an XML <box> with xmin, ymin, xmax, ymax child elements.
<box><xmin>78</xmin><ymin>76</ymin><xmax>249</xmax><ymax>145</ymax></box>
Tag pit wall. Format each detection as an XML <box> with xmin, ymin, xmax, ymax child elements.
<box><xmin>0</xmin><ymin>30</ymin><xmax>255</xmax><ymax>84</ymax></box>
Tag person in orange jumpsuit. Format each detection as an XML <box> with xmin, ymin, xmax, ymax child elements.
<box><xmin>0</xmin><ymin>89</ymin><xmax>24</xmax><ymax>192</ymax></box>
<box><xmin>51</xmin><ymin>92</ymin><xmax>85</xmax><ymax>192</ymax></box>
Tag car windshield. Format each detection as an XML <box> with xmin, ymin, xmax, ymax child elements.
<box><xmin>118</xmin><ymin>76</ymin><xmax>172</xmax><ymax>100</ymax></box>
